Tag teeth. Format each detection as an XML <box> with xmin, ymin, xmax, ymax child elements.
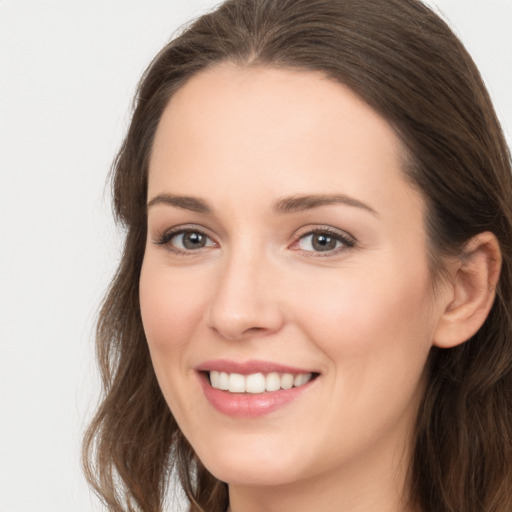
<box><xmin>246</xmin><ymin>373</ymin><xmax>266</xmax><ymax>393</ymax></box>
<box><xmin>229</xmin><ymin>373</ymin><xmax>246</xmax><ymax>393</ymax></box>
<box><xmin>209</xmin><ymin>371</ymin><xmax>313</xmax><ymax>393</ymax></box>
<box><xmin>266</xmin><ymin>372</ymin><xmax>281</xmax><ymax>392</ymax></box>
<box><xmin>218</xmin><ymin>371</ymin><xmax>229</xmax><ymax>390</ymax></box>
<box><xmin>294</xmin><ymin>373</ymin><xmax>309</xmax><ymax>387</ymax></box>
<box><xmin>281</xmin><ymin>373</ymin><xmax>294</xmax><ymax>389</ymax></box>
<box><xmin>210</xmin><ymin>371</ymin><xmax>230</xmax><ymax>390</ymax></box>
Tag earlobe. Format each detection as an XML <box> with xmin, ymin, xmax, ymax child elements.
<box><xmin>433</xmin><ymin>232</ymin><xmax>502</xmax><ymax>349</ymax></box>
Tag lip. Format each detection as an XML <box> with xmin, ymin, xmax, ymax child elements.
<box><xmin>196</xmin><ymin>359</ymin><xmax>318</xmax><ymax>418</ymax></box>
<box><xmin>196</xmin><ymin>358</ymin><xmax>315</xmax><ymax>375</ymax></box>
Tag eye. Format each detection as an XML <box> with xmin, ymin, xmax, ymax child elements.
<box><xmin>293</xmin><ymin>228</ymin><xmax>355</xmax><ymax>255</ymax></box>
<box><xmin>172</xmin><ymin>230</ymin><xmax>213</xmax><ymax>250</ymax></box>
<box><xmin>155</xmin><ymin>227</ymin><xmax>217</xmax><ymax>254</ymax></box>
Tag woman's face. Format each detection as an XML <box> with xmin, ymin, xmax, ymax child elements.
<box><xmin>140</xmin><ymin>65</ymin><xmax>448</xmax><ymax>489</ymax></box>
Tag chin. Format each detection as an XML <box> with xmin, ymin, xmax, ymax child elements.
<box><xmin>191</xmin><ymin>432</ymin><xmax>314</xmax><ymax>487</ymax></box>
<box><xmin>206</xmin><ymin>458</ymin><xmax>302</xmax><ymax>487</ymax></box>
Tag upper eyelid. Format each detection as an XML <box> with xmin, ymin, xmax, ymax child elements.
<box><xmin>292</xmin><ymin>225</ymin><xmax>356</xmax><ymax>242</ymax></box>
<box><xmin>153</xmin><ymin>224</ymin><xmax>217</xmax><ymax>245</ymax></box>
<box><xmin>160</xmin><ymin>224</ymin><xmax>214</xmax><ymax>236</ymax></box>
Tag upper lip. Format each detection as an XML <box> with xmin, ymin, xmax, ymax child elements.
<box><xmin>196</xmin><ymin>359</ymin><xmax>316</xmax><ymax>375</ymax></box>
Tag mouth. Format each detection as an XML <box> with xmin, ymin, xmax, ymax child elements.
<box><xmin>207</xmin><ymin>370</ymin><xmax>317</xmax><ymax>394</ymax></box>
<box><xmin>196</xmin><ymin>360</ymin><xmax>319</xmax><ymax>417</ymax></box>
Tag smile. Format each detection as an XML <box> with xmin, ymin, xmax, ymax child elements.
<box><xmin>197</xmin><ymin>361</ymin><xmax>319</xmax><ymax>417</ymax></box>
<box><xmin>209</xmin><ymin>371</ymin><xmax>314</xmax><ymax>393</ymax></box>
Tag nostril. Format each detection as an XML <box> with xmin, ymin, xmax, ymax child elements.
<box><xmin>208</xmin><ymin>320</ymin><xmax>281</xmax><ymax>341</ymax></box>
<box><xmin>244</xmin><ymin>326</ymin><xmax>266</xmax><ymax>335</ymax></box>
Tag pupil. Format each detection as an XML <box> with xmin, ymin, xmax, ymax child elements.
<box><xmin>183</xmin><ymin>232</ymin><xmax>205</xmax><ymax>249</ymax></box>
<box><xmin>312</xmin><ymin>234</ymin><xmax>336</xmax><ymax>251</ymax></box>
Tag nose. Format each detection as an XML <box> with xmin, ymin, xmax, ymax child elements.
<box><xmin>206</xmin><ymin>246</ymin><xmax>285</xmax><ymax>341</ymax></box>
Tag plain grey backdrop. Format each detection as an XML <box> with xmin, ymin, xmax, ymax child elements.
<box><xmin>0</xmin><ymin>1</ymin><xmax>511</xmax><ymax>511</ymax></box>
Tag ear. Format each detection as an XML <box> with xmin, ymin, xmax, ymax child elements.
<box><xmin>433</xmin><ymin>232</ymin><xmax>502</xmax><ymax>349</ymax></box>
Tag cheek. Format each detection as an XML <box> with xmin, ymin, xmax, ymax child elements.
<box><xmin>139</xmin><ymin>257</ymin><xmax>205</xmax><ymax>358</ymax></box>
<box><xmin>139</xmin><ymin>256</ymin><xmax>212</xmax><ymax>425</ymax></box>
<box><xmin>292</xmin><ymin>266</ymin><xmax>435</xmax><ymax>444</ymax></box>
<box><xmin>291</xmin><ymin>262</ymin><xmax>435</xmax><ymax>377</ymax></box>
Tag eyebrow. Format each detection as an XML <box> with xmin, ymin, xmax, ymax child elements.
<box><xmin>147</xmin><ymin>192</ymin><xmax>378</xmax><ymax>217</ymax></box>
<box><xmin>274</xmin><ymin>194</ymin><xmax>379</xmax><ymax>216</ymax></box>
<box><xmin>147</xmin><ymin>193</ymin><xmax>211</xmax><ymax>213</ymax></box>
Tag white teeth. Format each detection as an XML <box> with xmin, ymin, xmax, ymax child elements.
<box><xmin>228</xmin><ymin>373</ymin><xmax>246</xmax><ymax>393</ymax></box>
<box><xmin>245</xmin><ymin>373</ymin><xmax>266</xmax><ymax>393</ymax></box>
<box><xmin>209</xmin><ymin>371</ymin><xmax>314</xmax><ymax>393</ymax></box>
<box><xmin>210</xmin><ymin>370</ymin><xmax>220</xmax><ymax>388</ymax></box>
<box><xmin>266</xmin><ymin>372</ymin><xmax>281</xmax><ymax>392</ymax></box>
<box><xmin>218</xmin><ymin>371</ymin><xmax>229</xmax><ymax>390</ymax></box>
<box><xmin>281</xmin><ymin>373</ymin><xmax>294</xmax><ymax>389</ymax></box>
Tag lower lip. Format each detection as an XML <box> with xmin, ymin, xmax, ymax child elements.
<box><xmin>198</xmin><ymin>373</ymin><xmax>315</xmax><ymax>418</ymax></box>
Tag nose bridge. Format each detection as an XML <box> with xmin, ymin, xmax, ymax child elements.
<box><xmin>207</xmin><ymin>238</ymin><xmax>283</xmax><ymax>340</ymax></box>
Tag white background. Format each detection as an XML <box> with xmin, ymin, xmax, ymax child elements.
<box><xmin>0</xmin><ymin>1</ymin><xmax>511</xmax><ymax>511</ymax></box>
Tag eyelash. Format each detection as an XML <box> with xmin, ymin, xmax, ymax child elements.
<box><xmin>153</xmin><ymin>225</ymin><xmax>356</xmax><ymax>257</ymax></box>
<box><xmin>153</xmin><ymin>225</ymin><xmax>218</xmax><ymax>256</ymax></box>
<box><xmin>290</xmin><ymin>227</ymin><xmax>355</xmax><ymax>257</ymax></box>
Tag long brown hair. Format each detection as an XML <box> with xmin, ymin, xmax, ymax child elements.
<box><xmin>83</xmin><ymin>1</ymin><xmax>512</xmax><ymax>511</ymax></box>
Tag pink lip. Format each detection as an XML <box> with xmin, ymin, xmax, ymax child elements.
<box><xmin>196</xmin><ymin>358</ymin><xmax>314</xmax><ymax>375</ymax></box>
<box><xmin>195</xmin><ymin>359</ymin><xmax>318</xmax><ymax>418</ymax></box>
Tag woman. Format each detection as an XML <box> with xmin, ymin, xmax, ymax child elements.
<box><xmin>83</xmin><ymin>0</ymin><xmax>512</xmax><ymax>511</ymax></box>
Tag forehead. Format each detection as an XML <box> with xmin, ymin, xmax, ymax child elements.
<box><xmin>148</xmin><ymin>64</ymin><xmax>419</xmax><ymax>218</ymax></box>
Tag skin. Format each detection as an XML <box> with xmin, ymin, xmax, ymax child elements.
<box><xmin>139</xmin><ymin>65</ymin><xmax>470</xmax><ymax>512</ymax></box>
